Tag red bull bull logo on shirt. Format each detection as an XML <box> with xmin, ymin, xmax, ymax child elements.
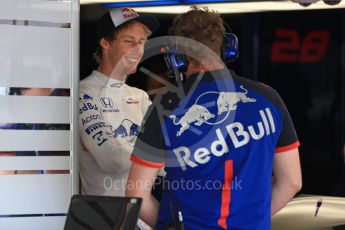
<box><xmin>169</xmin><ymin>86</ymin><xmax>256</xmax><ymax>137</ymax></box>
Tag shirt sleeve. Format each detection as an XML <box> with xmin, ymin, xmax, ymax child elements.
<box><xmin>140</xmin><ymin>91</ymin><xmax>152</xmax><ymax>115</ymax></box>
<box><xmin>274</xmin><ymin>90</ymin><xmax>300</xmax><ymax>153</ymax></box>
<box><xmin>131</xmin><ymin>105</ymin><xmax>166</xmax><ymax>168</ymax></box>
<box><xmin>79</xmin><ymin>90</ymin><xmax>133</xmax><ymax>174</ymax></box>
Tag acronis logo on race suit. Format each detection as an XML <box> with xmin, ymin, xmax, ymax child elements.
<box><xmin>82</xmin><ymin>115</ymin><xmax>101</xmax><ymax>126</ymax></box>
<box><xmin>120</xmin><ymin>7</ymin><xmax>138</xmax><ymax>19</ymax></box>
<box><xmin>114</xmin><ymin>119</ymin><xmax>140</xmax><ymax>143</ymax></box>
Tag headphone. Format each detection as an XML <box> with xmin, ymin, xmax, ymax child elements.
<box><xmin>222</xmin><ymin>31</ymin><xmax>239</xmax><ymax>63</ymax></box>
<box><xmin>163</xmin><ymin>25</ymin><xmax>239</xmax><ymax>79</ymax></box>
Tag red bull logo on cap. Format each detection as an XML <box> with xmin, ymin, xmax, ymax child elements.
<box><xmin>121</xmin><ymin>7</ymin><xmax>139</xmax><ymax>19</ymax></box>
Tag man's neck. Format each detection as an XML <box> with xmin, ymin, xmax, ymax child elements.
<box><xmin>186</xmin><ymin>61</ymin><xmax>225</xmax><ymax>78</ymax></box>
<box><xmin>97</xmin><ymin>63</ymin><xmax>127</xmax><ymax>82</ymax></box>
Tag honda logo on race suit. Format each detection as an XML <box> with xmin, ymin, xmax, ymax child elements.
<box><xmin>100</xmin><ymin>98</ymin><xmax>119</xmax><ymax>113</ymax></box>
<box><xmin>100</xmin><ymin>98</ymin><xmax>114</xmax><ymax>108</ymax></box>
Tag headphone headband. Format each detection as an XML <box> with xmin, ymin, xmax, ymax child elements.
<box><xmin>163</xmin><ymin>27</ymin><xmax>239</xmax><ymax>80</ymax></box>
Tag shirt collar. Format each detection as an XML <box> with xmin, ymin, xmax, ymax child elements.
<box><xmin>92</xmin><ymin>70</ymin><xmax>126</xmax><ymax>89</ymax></box>
<box><xmin>183</xmin><ymin>68</ymin><xmax>235</xmax><ymax>92</ymax></box>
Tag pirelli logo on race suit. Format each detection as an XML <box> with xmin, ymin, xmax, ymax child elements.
<box><xmin>168</xmin><ymin>86</ymin><xmax>277</xmax><ymax>171</ymax></box>
<box><xmin>85</xmin><ymin>122</ymin><xmax>108</xmax><ymax>135</ymax></box>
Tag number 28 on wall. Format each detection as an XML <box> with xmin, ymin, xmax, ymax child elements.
<box><xmin>270</xmin><ymin>28</ymin><xmax>330</xmax><ymax>63</ymax></box>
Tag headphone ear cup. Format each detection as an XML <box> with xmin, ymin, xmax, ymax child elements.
<box><xmin>222</xmin><ymin>32</ymin><xmax>239</xmax><ymax>63</ymax></box>
<box><xmin>163</xmin><ymin>44</ymin><xmax>187</xmax><ymax>76</ymax></box>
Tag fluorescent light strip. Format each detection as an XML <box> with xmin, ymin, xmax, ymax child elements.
<box><xmin>103</xmin><ymin>1</ymin><xmax>180</xmax><ymax>7</ymax></box>
<box><xmin>187</xmin><ymin>0</ymin><xmax>242</xmax><ymax>2</ymax></box>
<box><xmin>0</xmin><ymin>19</ymin><xmax>70</xmax><ymax>28</ymax></box>
<box><xmin>133</xmin><ymin>1</ymin><xmax>345</xmax><ymax>13</ymax></box>
<box><xmin>80</xmin><ymin>0</ymin><xmax>345</xmax><ymax>12</ymax></box>
<box><xmin>81</xmin><ymin>0</ymin><xmax>267</xmax><ymax>4</ymax></box>
<box><xmin>81</xmin><ymin>0</ymin><xmax>176</xmax><ymax>5</ymax></box>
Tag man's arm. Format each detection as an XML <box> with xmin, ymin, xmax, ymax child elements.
<box><xmin>271</xmin><ymin>148</ymin><xmax>302</xmax><ymax>215</ymax></box>
<box><xmin>126</xmin><ymin>162</ymin><xmax>160</xmax><ymax>227</ymax></box>
<box><xmin>79</xmin><ymin>91</ymin><xmax>133</xmax><ymax>174</ymax></box>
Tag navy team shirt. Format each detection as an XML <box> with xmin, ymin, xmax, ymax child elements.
<box><xmin>131</xmin><ymin>69</ymin><xmax>300</xmax><ymax>229</ymax></box>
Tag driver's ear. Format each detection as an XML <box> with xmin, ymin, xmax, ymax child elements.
<box><xmin>100</xmin><ymin>38</ymin><xmax>111</xmax><ymax>50</ymax></box>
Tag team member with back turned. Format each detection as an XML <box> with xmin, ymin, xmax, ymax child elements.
<box><xmin>126</xmin><ymin>7</ymin><xmax>302</xmax><ymax>230</ymax></box>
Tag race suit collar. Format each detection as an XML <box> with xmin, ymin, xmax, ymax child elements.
<box><xmin>92</xmin><ymin>70</ymin><xmax>126</xmax><ymax>89</ymax></box>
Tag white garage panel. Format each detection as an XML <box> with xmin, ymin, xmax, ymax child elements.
<box><xmin>0</xmin><ymin>25</ymin><xmax>71</xmax><ymax>88</ymax></box>
<box><xmin>0</xmin><ymin>130</ymin><xmax>70</xmax><ymax>151</ymax></box>
<box><xmin>0</xmin><ymin>96</ymin><xmax>70</xmax><ymax>124</ymax></box>
<box><xmin>0</xmin><ymin>0</ymin><xmax>78</xmax><ymax>228</ymax></box>
<box><xmin>0</xmin><ymin>156</ymin><xmax>70</xmax><ymax>170</ymax></box>
<box><xmin>0</xmin><ymin>174</ymin><xmax>71</xmax><ymax>215</ymax></box>
<box><xmin>0</xmin><ymin>0</ymin><xmax>71</xmax><ymax>23</ymax></box>
<box><xmin>0</xmin><ymin>216</ymin><xmax>66</xmax><ymax>230</ymax></box>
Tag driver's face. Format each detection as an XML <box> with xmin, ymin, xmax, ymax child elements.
<box><xmin>106</xmin><ymin>22</ymin><xmax>148</xmax><ymax>75</ymax></box>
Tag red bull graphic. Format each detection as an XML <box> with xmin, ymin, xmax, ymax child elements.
<box><xmin>173</xmin><ymin>107</ymin><xmax>276</xmax><ymax>171</ymax></box>
<box><xmin>80</xmin><ymin>93</ymin><xmax>98</xmax><ymax>114</ymax></box>
<box><xmin>120</xmin><ymin>7</ymin><xmax>139</xmax><ymax>19</ymax></box>
<box><xmin>169</xmin><ymin>86</ymin><xmax>256</xmax><ymax>137</ymax></box>
<box><xmin>80</xmin><ymin>93</ymin><xmax>93</xmax><ymax>102</ymax></box>
<box><xmin>169</xmin><ymin>105</ymin><xmax>215</xmax><ymax>136</ymax></box>
<box><xmin>217</xmin><ymin>85</ymin><xmax>256</xmax><ymax>115</ymax></box>
<box><xmin>114</xmin><ymin>119</ymin><xmax>140</xmax><ymax>143</ymax></box>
